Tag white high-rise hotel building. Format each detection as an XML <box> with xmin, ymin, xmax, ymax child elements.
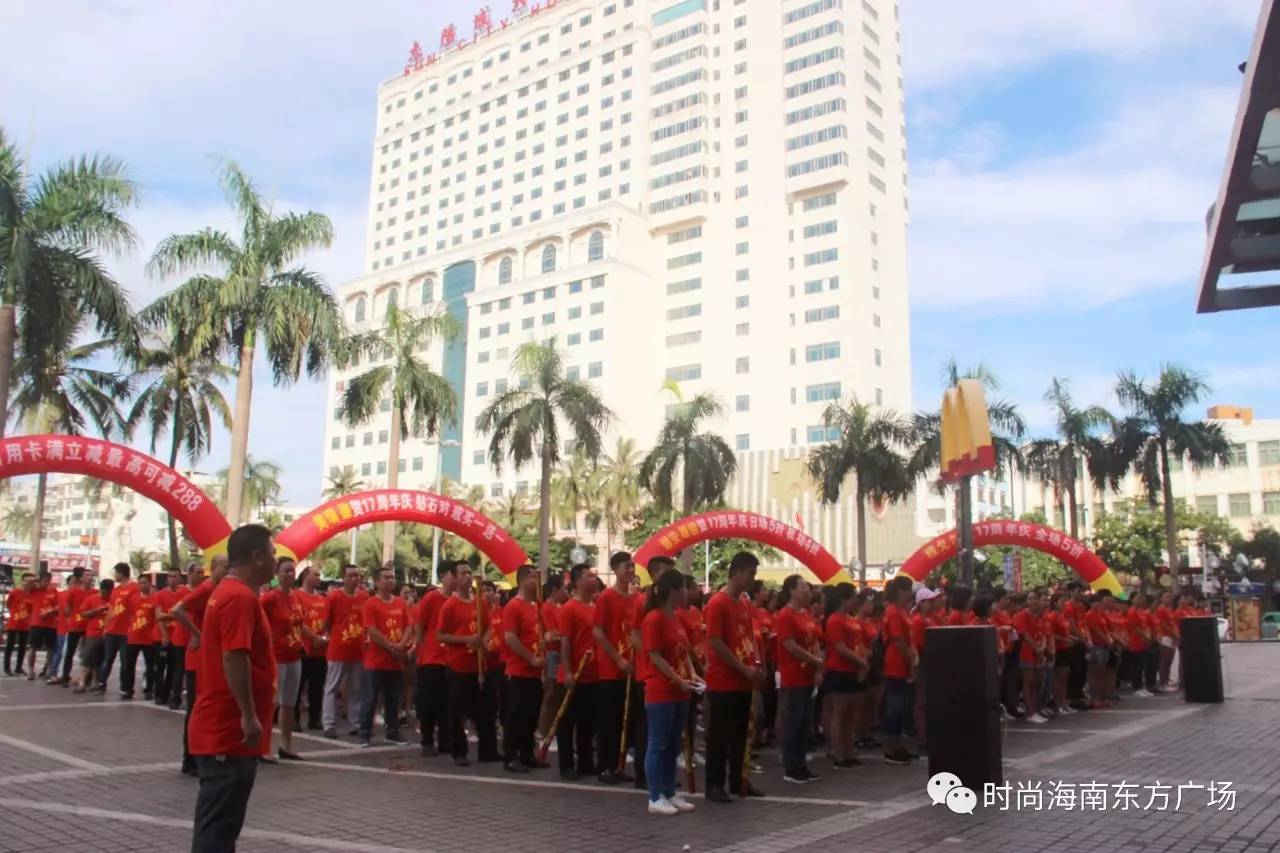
<box><xmin>323</xmin><ymin>0</ymin><xmax>910</xmax><ymax>522</ymax></box>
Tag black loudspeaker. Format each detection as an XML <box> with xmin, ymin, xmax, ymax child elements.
<box><xmin>1179</xmin><ymin>616</ymin><xmax>1224</xmax><ymax>704</ymax></box>
<box><xmin>924</xmin><ymin>625</ymin><xmax>1003</xmax><ymax>790</ymax></box>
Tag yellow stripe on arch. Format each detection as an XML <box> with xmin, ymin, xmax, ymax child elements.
<box><xmin>1090</xmin><ymin>569</ymin><xmax>1126</xmax><ymax>600</ymax></box>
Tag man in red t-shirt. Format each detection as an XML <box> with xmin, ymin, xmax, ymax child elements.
<box><xmin>159</xmin><ymin>562</ymin><xmax>202</xmax><ymax>710</ymax></box>
<box><xmin>121</xmin><ymin>572</ymin><xmax>157</xmax><ymax>700</ymax></box>
<box><xmin>53</xmin><ymin>568</ymin><xmax>89</xmax><ymax>685</ymax></box>
<box><xmin>412</xmin><ymin>561</ymin><xmax>458</xmax><ymax>755</ymax></box>
<box><xmin>593</xmin><ymin>551</ymin><xmax>638</xmax><ymax>785</ymax></box>
<box><xmin>150</xmin><ymin>567</ymin><xmax>183</xmax><ymax>704</ymax></box>
<box><xmin>1084</xmin><ymin>591</ymin><xmax>1115</xmax><ymax>707</ymax></box>
<box><xmin>3</xmin><ymin>572</ymin><xmax>34</xmax><ymax>676</ymax></box>
<box><xmin>703</xmin><ymin>552</ymin><xmax>764</xmax><ymax>802</ymax></box>
<box><xmin>359</xmin><ymin>568</ymin><xmax>413</xmax><ymax>747</ymax></box>
<box><xmin>535</xmin><ymin>572</ymin><xmax>571</xmax><ymax>745</ymax></box>
<box><xmin>555</xmin><ymin>564</ymin><xmax>600</xmax><ymax>780</ymax></box>
<box><xmin>97</xmin><ymin>562</ymin><xmax>137</xmax><ymax>693</ymax></box>
<box><xmin>261</xmin><ymin>558</ymin><xmax>307</xmax><ymax>760</ymax></box>
<box><xmin>295</xmin><ymin>566</ymin><xmax>329</xmax><ymax>730</ymax></box>
<box><xmin>501</xmin><ymin>564</ymin><xmax>546</xmax><ymax>772</ymax></box>
<box><xmin>170</xmin><ymin>555</ymin><xmax>230</xmax><ymax>774</ymax></box>
<box><xmin>320</xmin><ymin>564</ymin><xmax>369</xmax><ymax>738</ymax></box>
<box><xmin>25</xmin><ymin>573</ymin><xmax>60</xmax><ymax>681</ymax></box>
<box><xmin>438</xmin><ymin>563</ymin><xmax>498</xmax><ymax>765</ymax></box>
<box><xmin>73</xmin><ymin>578</ymin><xmax>112</xmax><ymax>691</ymax></box>
<box><xmin>188</xmin><ymin>524</ymin><xmax>277</xmax><ymax>853</ymax></box>
<box><xmin>880</xmin><ymin>576</ymin><xmax>916</xmax><ymax>765</ymax></box>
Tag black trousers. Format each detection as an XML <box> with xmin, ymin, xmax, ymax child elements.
<box><xmin>448</xmin><ymin>670</ymin><xmax>498</xmax><ymax>760</ymax></box>
<box><xmin>122</xmin><ymin>643</ymin><xmax>157</xmax><ymax>696</ymax></box>
<box><xmin>297</xmin><ymin>657</ymin><xmax>326</xmax><ymax>728</ymax></box>
<box><xmin>4</xmin><ymin>629</ymin><xmax>28</xmax><ymax>673</ymax></box>
<box><xmin>629</xmin><ymin>679</ymin><xmax>648</xmax><ymax>782</ymax></box>
<box><xmin>359</xmin><ymin>668</ymin><xmax>404</xmax><ymax>739</ymax></box>
<box><xmin>153</xmin><ymin>643</ymin><xmax>171</xmax><ymax>702</ymax></box>
<box><xmin>1066</xmin><ymin>643</ymin><xmax>1087</xmax><ymax>701</ymax></box>
<box><xmin>415</xmin><ymin>664</ymin><xmax>452</xmax><ymax>751</ymax></box>
<box><xmin>1143</xmin><ymin>645</ymin><xmax>1159</xmax><ymax>689</ymax></box>
<box><xmin>761</xmin><ymin>664</ymin><xmax>778</xmax><ymax>732</ymax></box>
<box><xmin>60</xmin><ymin>632</ymin><xmax>84</xmax><ymax>681</ymax></box>
<box><xmin>192</xmin><ymin>755</ymin><xmax>258</xmax><ymax>853</ymax></box>
<box><xmin>706</xmin><ymin>690</ymin><xmax>752</xmax><ymax>793</ymax></box>
<box><xmin>556</xmin><ymin>681</ymin><xmax>598</xmax><ymax>774</ymax></box>
<box><xmin>98</xmin><ymin>633</ymin><xmax>127</xmax><ymax>687</ymax></box>
<box><xmin>503</xmin><ymin>675</ymin><xmax>542</xmax><ymax>766</ymax></box>
<box><xmin>168</xmin><ymin>645</ymin><xmax>188</xmax><ymax>707</ymax></box>
<box><xmin>596</xmin><ymin>677</ymin><xmax>628</xmax><ymax>774</ymax></box>
<box><xmin>182</xmin><ymin>669</ymin><xmax>198</xmax><ymax>769</ymax></box>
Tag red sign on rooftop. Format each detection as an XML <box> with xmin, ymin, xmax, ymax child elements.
<box><xmin>402</xmin><ymin>0</ymin><xmax>561</xmax><ymax>77</ymax></box>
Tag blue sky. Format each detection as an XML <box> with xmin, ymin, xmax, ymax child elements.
<box><xmin>1</xmin><ymin>0</ymin><xmax>1274</xmax><ymax>506</ymax></box>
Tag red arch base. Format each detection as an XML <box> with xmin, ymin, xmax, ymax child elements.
<box><xmin>899</xmin><ymin>520</ymin><xmax>1124</xmax><ymax>596</ymax></box>
<box><xmin>0</xmin><ymin>434</ymin><xmax>232</xmax><ymax>564</ymax></box>
<box><xmin>633</xmin><ymin>509</ymin><xmax>852</xmax><ymax>586</ymax></box>
<box><xmin>275</xmin><ymin>488</ymin><xmax>528</xmax><ymax>582</ymax></box>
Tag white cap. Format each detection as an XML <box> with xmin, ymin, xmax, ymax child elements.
<box><xmin>915</xmin><ymin>587</ymin><xmax>944</xmax><ymax>605</ymax></box>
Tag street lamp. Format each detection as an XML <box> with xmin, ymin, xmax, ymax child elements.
<box><xmin>430</xmin><ymin>438</ymin><xmax>461</xmax><ymax>581</ymax></box>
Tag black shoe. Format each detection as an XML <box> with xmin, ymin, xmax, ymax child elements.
<box><xmin>454</xmin><ymin>756</ymin><xmax>470</xmax><ymax>767</ymax></box>
<box><xmin>743</xmin><ymin>783</ymin><xmax>766</xmax><ymax>798</ymax></box>
<box><xmin>357</xmin><ymin>739</ymin><xmax>372</xmax><ymax>749</ymax></box>
<box><xmin>278</xmin><ymin>749</ymin><xmax>305</xmax><ymax>761</ymax></box>
<box><xmin>323</xmin><ymin>728</ymin><xmax>338</xmax><ymax>739</ymax></box>
<box><xmin>259</xmin><ymin>755</ymin><xmax>280</xmax><ymax>765</ymax></box>
<box><xmin>559</xmin><ymin>768</ymin><xmax>579</xmax><ymax>781</ymax></box>
<box><xmin>14</xmin><ymin>669</ymin><xmax>25</xmax><ymax>676</ymax></box>
<box><xmin>168</xmin><ymin>700</ymin><xmax>183</xmax><ymax>710</ymax></box>
<box><xmin>618</xmin><ymin>770</ymin><xmax>635</xmax><ymax>782</ymax></box>
<box><xmin>522</xmin><ymin>758</ymin><xmax>550</xmax><ymax>769</ymax></box>
<box><xmin>143</xmin><ymin>690</ymin><xmax>153</xmax><ymax>700</ymax></box>
<box><xmin>348</xmin><ymin>727</ymin><xmax>360</xmax><ymax>737</ymax></box>
<box><xmin>421</xmin><ymin>743</ymin><xmax>438</xmax><ymax>757</ymax></box>
<box><xmin>833</xmin><ymin>758</ymin><xmax>861</xmax><ymax>769</ymax></box>
<box><xmin>883</xmin><ymin>751</ymin><xmax>911</xmax><ymax>766</ymax></box>
<box><xmin>505</xmin><ymin>761</ymin><xmax>530</xmax><ymax>774</ymax></box>
<box><xmin>477</xmin><ymin>753</ymin><xmax>503</xmax><ymax>763</ymax></box>
<box><xmin>181</xmin><ymin>763</ymin><xmax>198</xmax><ymax>777</ymax></box>
<box><xmin>705</xmin><ymin>786</ymin><xmax>733</xmax><ymax>803</ymax></box>
<box><xmin>803</xmin><ymin>768</ymin><xmax>821</xmax><ymax>782</ymax></box>
<box><xmin>783</xmin><ymin>770</ymin><xmax>810</xmax><ymax>784</ymax></box>
<box><xmin>385</xmin><ymin>732</ymin><xmax>409</xmax><ymax>746</ymax></box>
<box><xmin>598</xmin><ymin>769</ymin><xmax>623</xmax><ymax>786</ymax></box>
<box><xmin>120</xmin><ymin>692</ymin><xmax>134</xmax><ymax>700</ymax></box>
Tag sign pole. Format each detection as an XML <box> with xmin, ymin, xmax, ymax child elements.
<box><xmin>958</xmin><ymin>475</ymin><xmax>974</xmax><ymax>587</ymax></box>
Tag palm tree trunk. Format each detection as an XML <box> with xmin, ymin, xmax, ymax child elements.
<box><xmin>856</xmin><ymin>492</ymin><xmax>868</xmax><ymax>586</ymax></box>
<box><xmin>224</xmin><ymin>341</ymin><xmax>255</xmax><ymax>525</ymax></box>
<box><xmin>537</xmin><ymin>440</ymin><xmax>552</xmax><ymax>578</ymax></box>
<box><xmin>679</xmin><ymin>486</ymin><xmax>693</xmax><ymax>575</ymax></box>
<box><xmin>30</xmin><ymin>473</ymin><xmax>47</xmax><ymax>575</ymax></box>
<box><xmin>1158</xmin><ymin>438</ymin><xmax>1181</xmax><ymax>580</ymax></box>
<box><xmin>382</xmin><ymin>406</ymin><xmax>402</xmax><ymax>565</ymax></box>
<box><xmin>0</xmin><ymin>304</ymin><xmax>14</xmax><ymax>440</ymax></box>
<box><xmin>166</xmin><ymin>398</ymin><xmax>184</xmax><ymax>569</ymax></box>
<box><xmin>1066</xmin><ymin>464</ymin><xmax>1080</xmax><ymax>539</ymax></box>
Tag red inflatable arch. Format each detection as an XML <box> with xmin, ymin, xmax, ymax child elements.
<box><xmin>899</xmin><ymin>519</ymin><xmax>1124</xmax><ymax>596</ymax></box>
<box><xmin>274</xmin><ymin>488</ymin><xmax>528</xmax><ymax>582</ymax></box>
<box><xmin>0</xmin><ymin>434</ymin><xmax>233</xmax><ymax>564</ymax></box>
<box><xmin>633</xmin><ymin>509</ymin><xmax>853</xmax><ymax>586</ymax></box>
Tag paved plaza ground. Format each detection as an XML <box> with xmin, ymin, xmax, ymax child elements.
<box><xmin>1</xmin><ymin>643</ymin><xmax>1279</xmax><ymax>852</ymax></box>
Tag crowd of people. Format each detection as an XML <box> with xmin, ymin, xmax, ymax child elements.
<box><xmin>0</xmin><ymin>523</ymin><xmax>1216</xmax><ymax>852</ymax></box>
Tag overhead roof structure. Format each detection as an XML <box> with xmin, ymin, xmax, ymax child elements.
<box><xmin>1197</xmin><ymin>0</ymin><xmax>1280</xmax><ymax>312</ymax></box>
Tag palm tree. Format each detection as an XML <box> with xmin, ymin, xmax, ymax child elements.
<box><xmin>598</xmin><ymin>437</ymin><xmax>643</xmax><ymax>557</ymax></box>
<box><xmin>142</xmin><ymin>160</ymin><xmax>342</xmax><ymax>524</ymax></box>
<box><xmin>9</xmin><ymin>323</ymin><xmax>129</xmax><ymax>575</ymax></box>
<box><xmin>805</xmin><ymin>397</ymin><xmax>914</xmax><ymax>585</ymax></box>
<box><xmin>550</xmin><ymin>448</ymin><xmax>601</xmax><ymax>546</ymax></box>
<box><xmin>0</xmin><ymin>130</ymin><xmax>138</xmax><ymax>439</ymax></box>
<box><xmin>125</xmin><ymin>319</ymin><xmax>233</xmax><ymax>568</ymax></box>
<box><xmin>340</xmin><ymin>302</ymin><xmax>459</xmax><ymax>563</ymax></box>
<box><xmin>477</xmin><ymin>338</ymin><xmax>614</xmax><ymax>575</ymax></box>
<box><xmin>640</xmin><ymin>393</ymin><xmax>737</xmax><ymax>570</ymax></box>
<box><xmin>218</xmin><ymin>456</ymin><xmax>283</xmax><ymax>520</ymax></box>
<box><xmin>1114</xmin><ymin>365</ymin><xmax>1232</xmax><ymax>575</ymax></box>
<box><xmin>2</xmin><ymin>505</ymin><xmax>35</xmax><ymax>541</ymax></box>
<box><xmin>1023</xmin><ymin>378</ymin><xmax>1114</xmax><ymax>538</ymax></box>
<box><xmin>128</xmin><ymin>548</ymin><xmax>160</xmax><ymax>574</ymax></box>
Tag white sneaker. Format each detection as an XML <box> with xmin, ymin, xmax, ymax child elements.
<box><xmin>669</xmin><ymin>794</ymin><xmax>696</xmax><ymax>813</ymax></box>
<box><xmin>1136</xmin><ymin>689</ymin><xmax>1152</xmax><ymax>698</ymax></box>
<box><xmin>648</xmin><ymin>797</ymin><xmax>678</xmax><ymax>816</ymax></box>
<box><xmin>1027</xmin><ymin>713</ymin><xmax>1048</xmax><ymax>725</ymax></box>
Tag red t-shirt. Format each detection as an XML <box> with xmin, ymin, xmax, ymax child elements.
<box><xmin>126</xmin><ymin>592</ymin><xmax>156</xmax><ymax>645</ymax></box>
<box><xmin>105</xmin><ymin>581</ymin><xmax>137</xmax><ymax>636</ymax></box>
<box><xmin>592</xmin><ymin>586</ymin><xmax>636</xmax><ymax>681</ymax></box>
<box><xmin>678</xmin><ymin>605</ymin><xmax>707</xmax><ymax>669</ymax></box>
<box><xmin>824</xmin><ymin>612</ymin><xmax>867</xmax><ymax>674</ymax></box>
<box><xmin>66</xmin><ymin>588</ymin><xmax>88</xmax><ymax>634</ymax></box>
<box><xmin>182</xmin><ymin>580</ymin><xmax>216</xmax><ymax>672</ymax></box>
<box><xmin>31</xmin><ymin>587</ymin><xmax>60</xmax><ymax>630</ymax></box>
<box><xmin>909</xmin><ymin>612</ymin><xmax>930</xmax><ymax>652</ymax></box>
<box><xmin>188</xmin><ymin>577</ymin><xmax>275</xmax><ymax>758</ymax></box>
<box><xmin>59</xmin><ymin>587</ymin><xmax>83</xmax><ymax>634</ymax></box>
<box><xmin>1045</xmin><ymin>611</ymin><xmax>1072</xmax><ymax>652</ymax></box>
<box><xmin>751</xmin><ymin>605</ymin><xmax>774</xmax><ymax>664</ymax></box>
<box><xmin>324</xmin><ymin>587</ymin><xmax>368</xmax><ymax>663</ymax></box>
<box><xmin>641</xmin><ymin>608</ymin><xmax>693</xmax><ymax>703</ymax></box>
<box><xmin>556</xmin><ymin>598</ymin><xmax>598</xmax><ymax>684</ymax></box>
<box><xmin>80</xmin><ymin>592</ymin><xmax>107</xmax><ymax>638</ymax></box>
<box><xmin>152</xmin><ymin>588</ymin><xmax>179</xmax><ymax>643</ymax></box>
<box><xmin>437</xmin><ymin>595</ymin><xmax>482</xmax><ymax>674</ymax></box>
<box><xmin>363</xmin><ymin>594</ymin><xmax>410</xmax><ymax>672</ymax></box>
<box><xmin>168</xmin><ymin>583</ymin><xmax>198</xmax><ymax>648</ymax></box>
<box><xmin>1126</xmin><ymin>609</ymin><xmax>1149</xmax><ymax>652</ymax></box>
<box><xmin>881</xmin><ymin>603</ymin><xmax>912</xmax><ymax>679</ymax></box>
<box><xmin>502</xmin><ymin>596</ymin><xmax>542</xmax><ymax>679</ymax></box>
<box><xmin>414</xmin><ymin>589</ymin><xmax>449</xmax><ymax>666</ymax></box>
<box><xmin>704</xmin><ymin>590</ymin><xmax>757</xmax><ymax>692</ymax></box>
<box><xmin>1084</xmin><ymin>609</ymin><xmax>1111</xmax><ymax>645</ymax></box>
<box><xmin>485</xmin><ymin>603</ymin><xmax>504</xmax><ymax>671</ymax></box>
<box><xmin>298</xmin><ymin>590</ymin><xmax>327</xmax><ymax>658</ymax></box>
<box><xmin>1107</xmin><ymin>611</ymin><xmax>1129</xmax><ymax>647</ymax></box>
<box><xmin>774</xmin><ymin>606</ymin><xmax>820</xmax><ymax>688</ymax></box>
<box><xmin>1012</xmin><ymin>610</ymin><xmax>1044</xmax><ymax>663</ymax></box>
<box><xmin>629</xmin><ymin>594</ymin><xmax>649</xmax><ymax>682</ymax></box>
<box><xmin>260</xmin><ymin>588</ymin><xmax>305</xmax><ymax>664</ymax></box>
<box><xmin>945</xmin><ymin>610</ymin><xmax>971</xmax><ymax>627</ymax></box>
<box><xmin>5</xmin><ymin>589</ymin><xmax>30</xmax><ymax>630</ymax></box>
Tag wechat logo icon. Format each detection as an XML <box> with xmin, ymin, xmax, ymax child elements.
<box><xmin>927</xmin><ymin>772</ymin><xmax>977</xmax><ymax>815</ymax></box>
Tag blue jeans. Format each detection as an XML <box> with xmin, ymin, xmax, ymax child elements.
<box><xmin>98</xmin><ymin>634</ymin><xmax>127</xmax><ymax>687</ymax></box>
<box><xmin>644</xmin><ymin>700</ymin><xmax>688</xmax><ymax>802</ymax></box>
<box><xmin>779</xmin><ymin>686</ymin><xmax>813</xmax><ymax>773</ymax></box>
<box><xmin>883</xmin><ymin>677</ymin><xmax>910</xmax><ymax>738</ymax></box>
<box><xmin>48</xmin><ymin>634</ymin><xmax>66</xmax><ymax>677</ymax></box>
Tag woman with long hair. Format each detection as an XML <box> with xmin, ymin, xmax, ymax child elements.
<box><xmin>641</xmin><ymin>569</ymin><xmax>698</xmax><ymax>816</ymax></box>
<box><xmin>774</xmin><ymin>574</ymin><xmax>824</xmax><ymax>783</ymax></box>
<box><xmin>822</xmin><ymin>583</ymin><xmax>866</xmax><ymax>769</ymax></box>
